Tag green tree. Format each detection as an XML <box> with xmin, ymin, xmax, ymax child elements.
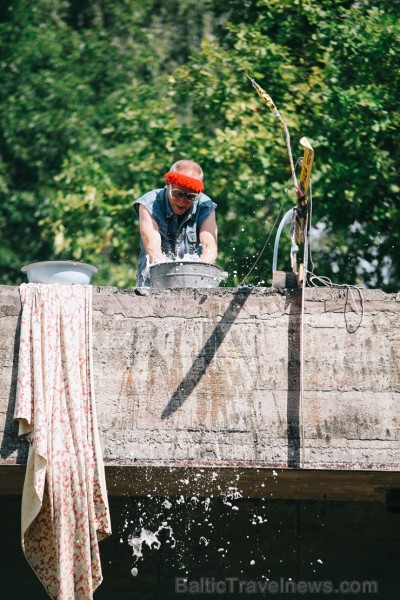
<box><xmin>0</xmin><ymin>0</ymin><xmax>212</xmax><ymax>286</ymax></box>
<box><xmin>172</xmin><ymin>0</ymin><xmax>400</xmax><ymax>289</ymax></box>
<box><xmin>1</xmin><ymin>0</ymin><xmax>399</xmax><ymax>290</ymax></box>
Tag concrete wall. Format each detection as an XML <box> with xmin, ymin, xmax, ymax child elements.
<box><xmin>1</xmin><ymin>284</ymin><xmax>399</xmax><ymax>475</ymax></box>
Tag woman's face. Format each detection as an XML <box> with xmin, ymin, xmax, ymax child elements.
<box><xmin>168</xmin><ymin>184</ymin><xmax>197</xmax><ymax>215</ymax></box>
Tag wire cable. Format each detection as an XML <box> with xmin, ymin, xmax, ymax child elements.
<box><xmin>238</xmin><ymin>187</ymin><xmax>289</xmax><ymax>287</ymax></box>
<box><xmin>238</xmin><ymin>159</ymin><xmax>303</xmax><ymax>287</ymax></box>
<box><xmin>305</xmin><ymin>179</ymin><xmax>365</xmax><ymax>332</ymax></box>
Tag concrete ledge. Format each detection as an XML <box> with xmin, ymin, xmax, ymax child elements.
<box><xmin>1</xmin><ymin>464</ymin><xmax>398</xmax><ymax>503</ymax></box>
<box><xmin>1</xmin><ymin>285</ymin><xmax>400</xmax><ymax>480</ymax></box>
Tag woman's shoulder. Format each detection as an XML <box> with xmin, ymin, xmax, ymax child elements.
<box><xmin>134</xmin><ymin>188</ymin><xmax>166</xmax><ymax>216</ymax></box>
<box><xmin>198</xmin><ymin>193</ymin><xmax>217</xmax><ymax>211</ymax></box>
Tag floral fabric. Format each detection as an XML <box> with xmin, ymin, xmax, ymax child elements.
<box><xmin>14</xmin><ymin>283</ymin><xmax>111</xmax><ymax>600</ymax></box>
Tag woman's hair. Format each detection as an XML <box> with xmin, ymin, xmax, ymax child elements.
<box><xmin>170</xmin><ymin>160</ymin><xmax>203</xmax><ymax>181</ymax></box>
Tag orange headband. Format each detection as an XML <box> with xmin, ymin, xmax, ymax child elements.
<box><xmin>165</xmin><ymin>171</ymin><xmax>204</xmax><ymax>193</ymax></box>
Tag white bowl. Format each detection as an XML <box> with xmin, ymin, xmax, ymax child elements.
<box><xmin>21</xmin><ymin>261</ymin><xmax>98</xmax><ymax>285</ymax></box>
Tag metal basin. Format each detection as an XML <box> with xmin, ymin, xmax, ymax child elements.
<box><xmin>149</xmin><ymin>261</ymin><xmax>228</xmax><ymax>288</ymax></box>
<box><xmin>21</xmin><ymin>260</ymin><xmax>98</xmax><ymax>285</ymax></box>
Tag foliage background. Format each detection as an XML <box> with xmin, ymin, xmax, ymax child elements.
<box><xmin>0</xmin><ymin>0</ymin><xmax>399</xmax><ymax>289</ymax></box>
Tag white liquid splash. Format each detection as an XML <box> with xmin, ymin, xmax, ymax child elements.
<box><xmin>128</xmin><ymin>523</ymin><xmax>176</xmax><ymax>575</ymax></box>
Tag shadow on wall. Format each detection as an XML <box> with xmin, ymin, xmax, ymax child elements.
<box><xmin>0</xmin><ymin>312</ymin><xmax>28</xmax><ymax>464</ymax></box>
<box><xmin>161</xmin><ymin>286</ymin><xmax>305</xmax><ymax>470</ymax></box>
<box><xmin>161</xmin><ymin>286</ymin><xmax>253</xmax><ymax>420</ymax></box>
<box><xmin>285</xmin><ymin>290</ymin><xmax>302</xmax><ymax>469</ymax></box>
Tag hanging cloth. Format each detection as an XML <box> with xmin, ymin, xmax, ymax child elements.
<box><xmin>14</xmin><ymin>283</ymin><xmax>111</xmax><ymax>600</ymax></box>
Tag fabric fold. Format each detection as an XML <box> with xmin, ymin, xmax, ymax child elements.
<box><xmin>14</xmin><ymin>283</ymin><xmax>111</xmax><ymax>600</ymax></box>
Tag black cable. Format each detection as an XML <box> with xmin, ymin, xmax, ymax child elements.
<box><xmin>238</xmin><ymin>167</ymin><xmax>300</xmax><ymax>287</ymax></box>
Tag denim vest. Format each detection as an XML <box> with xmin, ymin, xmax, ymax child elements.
<box><xmin>135</xmin><ymin>187</ymin><xmax>217</xmax><ymax>286</ymax></box>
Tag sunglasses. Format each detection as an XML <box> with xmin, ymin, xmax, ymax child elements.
<box><xmin>170</xmin><ymin>187</ymin><xmax>198</xmax><ymax>202</ymax></box>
